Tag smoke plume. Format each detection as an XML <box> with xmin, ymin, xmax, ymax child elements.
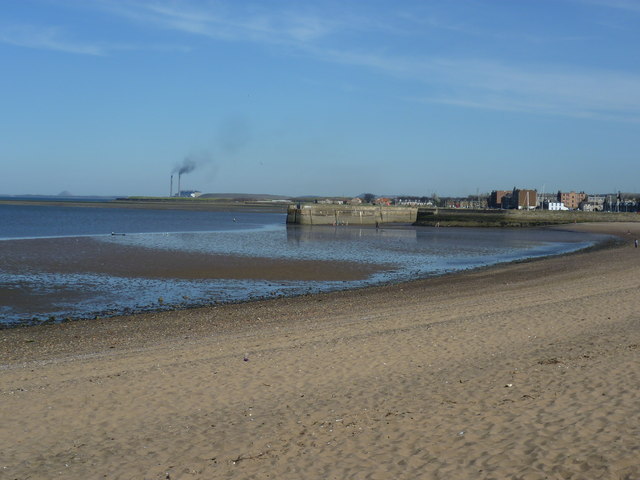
<box><xmin>174</xmin><ymin>157</ymin><xmax>195</xmax><ymax>175</ymax></box>
<box><xmin>173</xmin><ymin>152</ymin><xmax>212</xmax><ymax>176</ymax></box>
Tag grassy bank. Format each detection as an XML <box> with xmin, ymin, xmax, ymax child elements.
<box><xmin>415</xmin><ymin>208</ymin><xmax>640</xmax><ymax>227</ymax></box>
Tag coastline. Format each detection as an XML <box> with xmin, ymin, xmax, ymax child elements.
<box><xmin>1</xmin><ymin>224</ymin><xmax>600</xmax><ymax>327</ymax></box>
<box><xmin>2</xmin><ymin>222</ymin><xmax>640</xmax><ymax>478</ymax></box>
<box><xmin>0</xmin><ymin>236</ymin><xmax>391</xmax><ymax>327</ymax></box>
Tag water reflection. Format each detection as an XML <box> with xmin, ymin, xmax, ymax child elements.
<box><xmin>286</xmin><ymin>225</ymin><xmax>417</xmax><ymax>245</ymax></box>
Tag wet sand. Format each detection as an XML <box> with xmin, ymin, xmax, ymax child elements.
<box><xmin>0</xmin><ymin>236</ymin><xmax>385</xmax><ymax>281</ymax></box>
<box><xmin>0</xmin><ymin>236</ymin><xmax>388</xmax><ymax>317</ymax></box>
<box><xmin>1</xmin><ymin>223</ymin><xmax>640</xmax><ymax>479</ymax></box>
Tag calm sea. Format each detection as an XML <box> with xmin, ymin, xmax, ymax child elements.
<box><xmin>0</xmin><ymin>203</ymin><xmax>608</xmax><ymax>327</ymax></box>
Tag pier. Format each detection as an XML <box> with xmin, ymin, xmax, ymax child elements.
<box><xmin>286</xmin><ymin>204</ymin><xmax>418</xmax><ymax>225</ymax></box>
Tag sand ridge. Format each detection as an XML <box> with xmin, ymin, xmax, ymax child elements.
<box><xmin>1</xmin><ymin>223</ymin><xmax>639</xmax><ymax>479</ymax></box>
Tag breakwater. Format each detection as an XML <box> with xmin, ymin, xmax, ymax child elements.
<box><xmin>414</xmin><ymin>208</ymin><xmax>640</xmax><ymax>227</ymax></box>
<box><xmin>287</xmin><ymin>204</ymin><xmax>418</xmax><ymax>225</ymax></box>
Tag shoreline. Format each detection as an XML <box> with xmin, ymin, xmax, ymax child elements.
<box><xmin>0</xmin><ymin>225</ymin><xmax>608</xmax><ymax>328</ymax></box>
<box><xmin>2</xmin><ymin>222</ymin><xmax>640</xmax><ymax>479</ymax></box>
<box><xmin>0</xmin><ymin>222</ymin><xmax>625</xmax><ymax>350</ymax></box>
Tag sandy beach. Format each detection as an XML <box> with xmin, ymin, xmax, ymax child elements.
<box><xmin>1</xmin><ymin>222</ymin><xmax>639</xmax><ymax>479</ymax></box>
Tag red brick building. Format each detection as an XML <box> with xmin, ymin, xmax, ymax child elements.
<box><xmin>514</xmin><ymin>189</ymin><xmax>537</xmax><ymax>209</ymax></box>
<box><xmin>488</xmin><ymin>190</ymin><xmax>511</xmax><ymax>209</ymax></box>
<box><xmin>489</xmin><ymin>189</ymin><xmax>537</xmax><ymax>209</ymax></box>
<box><xmin>557</xmin><ymin>191</ymin><xmax>587</xmax><ymax>210</ymax></box>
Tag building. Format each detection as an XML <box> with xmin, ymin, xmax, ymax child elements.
<box><xmin>489</xmin><ymin>188</ymin><xmax>536</xmax><ymax>209</ymax></box>
<box><xmin>546</xmin><ymin>202</ymin><xmax>569</xmax><ymax>211</ymax></box>
<box><xmin>374</xmin><ymin>197</ymin><xmax>392</xmax><ymax>206</ymax></box>
<box><xmin>579</xmin><ymin>202</ymin><xmax>597</xmax><ymax>212</ymax></box>
<box><xmin>580</xmin><ymin>195</ymin><xmax>605</xmax><ymax>211</ymax></box>
<box><xmin>178</xmin><ymin>190</ymin><xmax>202</xmax><ymax>198</ymax></box>
<box><xmin>395</xmin><ymin>196</ymin><xmax>434</xmax><ymax>206</ymax></box>
<box><xmin>513</xmin><ymin>189</ymin><xmax>537</xmax><ymax>209</ymax></box>
<box><xmin>443</xmin><ymin>197</ymin><xmax>488</xmax><ymax>209</ymax></box>
<box><xmin>488</xmin><ymin>190</ymin><xmax>511</xmax><ymax>209</ymax></box>
<box><xmin>557</xmin><ymin>191</ymin><xmax>587</xmax><ymax>210</ymax></box>
<box><xmin>537</xmin><ymin>192</ymin><xmax>557</xmax><ymax>208</ymax></box>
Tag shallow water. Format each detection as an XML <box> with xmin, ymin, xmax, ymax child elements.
<box><xmin>0</xmin><ymin>203</ymin><xmax>283</xmax><ymax>239</ymax></box>
<box><xmin>0</xmin><ymin>204</ymin><xmax>609</xmax><ymax>327</ymax></box>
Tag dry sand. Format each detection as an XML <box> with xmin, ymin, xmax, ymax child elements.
<box><xmin>1</xmin><ymin>223</ymin><xmax>639</xmax><ymax>480</ymax></box>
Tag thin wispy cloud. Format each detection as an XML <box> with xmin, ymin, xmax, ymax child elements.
<box><xmin>5</xmin><ymin>1</ymin><xmax>640</xmax><ymax>122</ymax></box>
<box><xmin>418</xmin><ymin>94</ymin><xmax>640</xmax><ymax>123</ymax></box>
<box><xmin>0</xmin><ymin>21</ymin><xmax>190</xmax><ymax>56</ymax></box>
<box><xmin>0</xmin><ymin>24</ymin><xmax>105</xmax><ymax>55</ymax></box>
<box><xmin>319</xmin><ymin>46</ymin><xmax>640</xmax><ymax>121</ymax></box>
<box><xmin>87</xmin><ymin>1</ymin><xmax>640</xmax><ymax>122</ymax></box>
<box><xmin>96</xmin><ymin>1</ymin><xmax>342</xmax><ymax>45</ymax></box>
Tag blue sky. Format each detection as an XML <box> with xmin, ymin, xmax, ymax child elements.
<box><xmin>1</xmin><ymin>0</ymin><xmax>640</xmax><ymax>197</ymax></box>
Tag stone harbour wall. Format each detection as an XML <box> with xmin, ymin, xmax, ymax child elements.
<box><xmin>286</xmin><ymin>204</ymin><xmax>418</xmax><ymax>225</ymax></box>
<box><xmin>414</xmin><ymin>208</ymin><xmax>640</xmax><ymax>227</ymax></box>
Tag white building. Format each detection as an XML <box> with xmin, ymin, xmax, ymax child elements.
<box><xmin>547</xmin><ymin>202</ymin><xmax>569</xmax><ymax>211</ymax></box>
